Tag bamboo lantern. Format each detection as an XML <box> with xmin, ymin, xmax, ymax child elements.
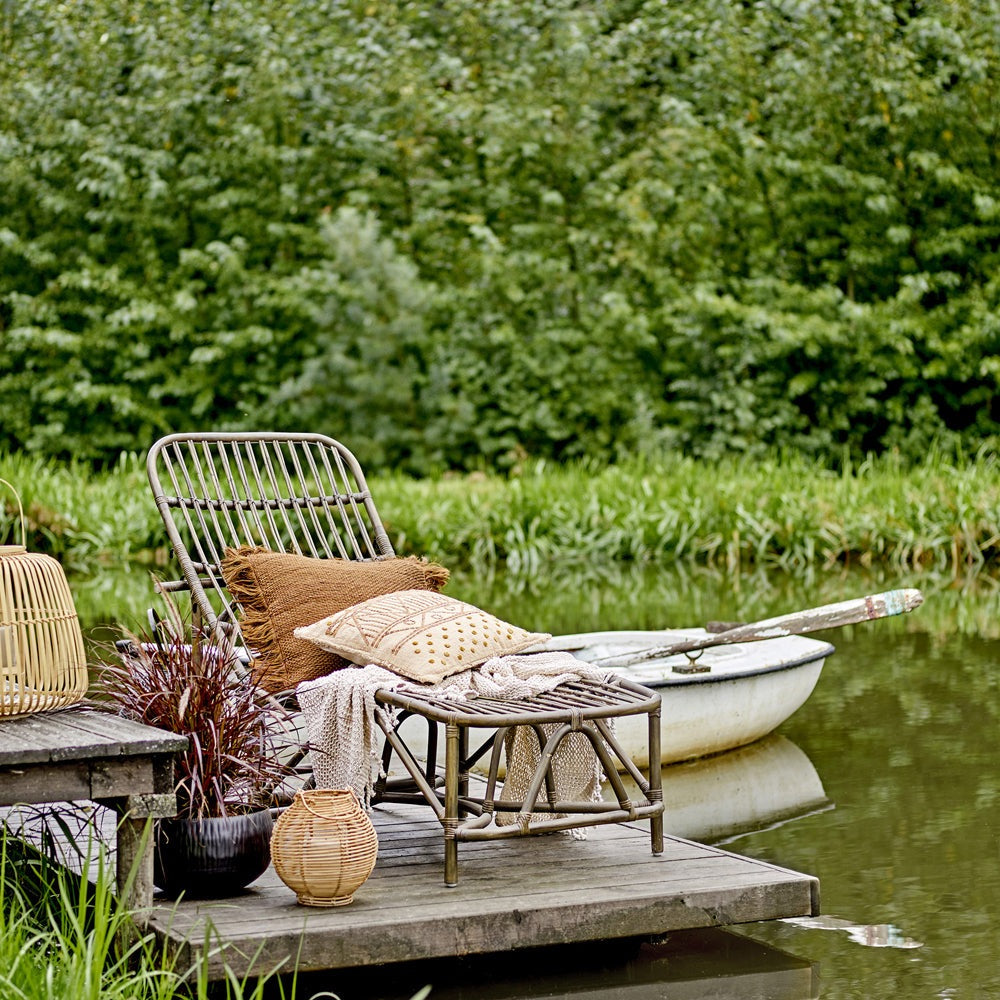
<box><xmin>271</xmin><ymin>789</ymin><xmax>378</xmax><ymax>906</ymax></box>
<box><xmin>0</xmin><ymin>481</ymin><xmax>88</xmax><ymax>716</ymax></box>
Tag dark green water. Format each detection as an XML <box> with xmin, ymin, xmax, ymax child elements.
<box><xmin>448</xmin><ymin>570</ymin><xmax>998</xmax><ymax>999</ymax></box>
<box><xmin>77</xmin><ymin>566</ymin><xmax>1000</xmax><ymax>999</ymax></box>
<box><xmin>734</xmin><ymin>625</ymin><xmax>999</xmax><ymax>999</ymax></box>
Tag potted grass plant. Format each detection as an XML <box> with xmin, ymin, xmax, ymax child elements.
<box><xmin>100</xmin><ymin>596</ymin><xmax>293</xmax><ymax>898</ymax></box>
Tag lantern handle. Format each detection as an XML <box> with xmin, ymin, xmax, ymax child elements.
<box><xmin>0</xmin><ymin>478</ymin><xmax>27</xmax><ymax>548</ymax></box>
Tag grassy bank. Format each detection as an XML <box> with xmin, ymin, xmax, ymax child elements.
<box><xmin>376</xmin><ymin>449</ymin><xmax>1000</xmax><ymax>575</ymax></box>
<box><xmin>0</xmin><ymin>826</ymin><xmax>290</xmax><ymax>1000</ymax></box>
<box><xmin>2</xmin><ymin>448</ymin><xmax>999</xmax><ymax>577</ymax></box>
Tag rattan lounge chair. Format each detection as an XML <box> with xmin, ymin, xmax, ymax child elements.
<box><xmin>145</xmin><ymin>431</ymin><xmax>664</xmax><ymax>885</ymax></box>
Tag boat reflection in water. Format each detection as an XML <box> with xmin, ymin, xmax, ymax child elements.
<box><xmin>612</xmin><ymin>732</ymin><xmax>833</xmax><ymax>845</ymax></box>
<box><xmin>395</xmin><ymin>724</ymin><xmax>831</xmax><ymax>844</ymax></box>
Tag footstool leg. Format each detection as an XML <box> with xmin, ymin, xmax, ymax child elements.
<box><xmin>444</xmin><ymin>722</ymin><xmax>460</xmax><ymax>886</ymax></box>
<box><xmin>648</xmin><ymin>704</ymin><xmax>664</xmax><ymax>855</ymax></box>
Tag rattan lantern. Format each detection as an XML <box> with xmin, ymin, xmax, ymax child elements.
<box><xmin>271</xmin><ymin>789</ymin><xmax>378</xmax><ymax>906</ymax></box>
<box><xmin>0</xmin><ymin>482</ymin><xmax>88</xmax><ymax>716</ymax></box>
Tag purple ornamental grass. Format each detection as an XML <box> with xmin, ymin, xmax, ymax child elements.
<box><xmin>100</xmin><ymin>599</ymin><xmax>293</xmax><ymax>820</ymax></box>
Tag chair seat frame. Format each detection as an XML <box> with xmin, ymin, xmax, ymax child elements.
<box><xmin>146</xmin><ymin>431</ymin><xmax>663</xmax><ymax>885</ymax></box>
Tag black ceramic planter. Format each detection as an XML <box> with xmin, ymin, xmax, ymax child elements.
<box><xmin>154</xmin><ymin>808</ymin><xmax>274</xmax><ymax>898</ymax></box>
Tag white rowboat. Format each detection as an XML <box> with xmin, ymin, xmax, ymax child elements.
<box><xmin>545</xmin><ymin>629</ymin><xmax>834</xmax><ymax>765</ymax></box>
<box><xmin>390</xmin><ymin>629</ymin><xmax>833</xmax><ymax>772</ymax></box>
<box><xmin>397</xmin><ymin>588</ymin><xmax>921</xmax><ymax>770</ymax></box>
<box><xmin>538</xmin><ymin>587</ymin><xmax>923</xmax><ymax>765</ymax></box>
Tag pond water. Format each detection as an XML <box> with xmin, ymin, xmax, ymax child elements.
<box><xmin>721</xmin><ymin>624</ymin><xmax>997</xmax><ymax>999</ymax></box>
<box><xmin>75</xmin><ymin>565</ymin><xmax>1000</xmax><ymax>999</ymax></box>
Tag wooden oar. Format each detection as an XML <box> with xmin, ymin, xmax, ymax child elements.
<box><xmin>592</xmin><ymin>588</ymin><xmax>924</xmax><ymax>669</ymax></box>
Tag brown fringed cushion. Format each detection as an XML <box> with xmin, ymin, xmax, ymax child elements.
<box><xmin>220</xmin><ymin>548</ymin><xmax>450</xmax><ymax>693</ymax></box>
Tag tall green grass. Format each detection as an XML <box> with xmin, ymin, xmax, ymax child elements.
<box><xmin>0</xmin><ymin>828</ymin><xmax>181</xmax><ymax>1000</ymax></box>
<box><xmin>3</xmin><ymin>448</ymin><xmax>1000</xmax><ymax>576</ymax></box>
<box><xmin>0</xmin><ymin>824</ymin><xmax>316</xmax><ymax>1000</ymax></box>
<box><xmin>375</xmin><ymin>449</ymin><xmax>1000</xmax><ymax>576</ymax></box>
<box><xmin>0</xmin><ymin>451</ymin><xmax>161</xmax><ymax>572</ymax></box>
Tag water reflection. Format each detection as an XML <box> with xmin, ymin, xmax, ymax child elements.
<box><xmin>286</xmin><ymin>929</ymin><xmax>819</xmax><ymax>1000</ymax></box>
<box><xmin>71</xmin><ymin>561</ymin><xmax>1000</xmax><ymax>640</ymax></box>
<box><xmin>783</xmin><ymin>916</ymin><xmax>922</xmax><ymax>950</ymax></box>
<box><xmin>643</xmin><ymin>734</ymin><xmax>832</xmax><ymax>846</ymax></box>
<box><xmin>446</xmin><ymin>563</ymin><xmax>1000</xmax><ymax>641</ymax></box>
<box><xmin>732</xmin><ymin>627</ymin><xmax>1000</xmax><ymax>997</ymax></box>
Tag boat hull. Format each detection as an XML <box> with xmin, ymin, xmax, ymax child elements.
<box><xmin>559</xmin><ymin>630</ymin><xmax>833</xmax><ymax>765</ymax></box>
<box><xmin>389</xmin><ymin>630</ymin><xmax>833</xmax><ymax>769</ymax></box>
<box><xmin>612</xmin><ymin>657</ymin><xmax>824</xmax><ymax>765</ymax></box>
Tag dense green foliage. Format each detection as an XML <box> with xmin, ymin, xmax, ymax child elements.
<box><xmin>3</xmin><ymin>448</ymin><xmax>999</xmax><ymax>578</ymax></box>
<box><xmin>2</xmin><ymin>0</ymin><xmax>1000</xmax><ymax>470</ymax></box>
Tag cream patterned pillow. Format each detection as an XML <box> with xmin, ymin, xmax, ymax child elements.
<box><xmin>294</xmin><ymin>589</ymin><xmax>549</xmax><ymax>685</ymax></box>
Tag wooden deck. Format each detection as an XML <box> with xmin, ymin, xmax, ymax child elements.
<box><xmin>0</xmin><ymin>705</ymin><xmax>186</xmax><ymax>910</ymax></box>
<box><xmin>147</xmin><ymin>803</ymin><xmax>819</xmax><ymax>981</ymax></box>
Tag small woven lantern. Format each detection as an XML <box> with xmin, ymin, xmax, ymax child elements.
<box><xmin>271</xmin><ymin>789</ymin><xmax>378</xmax><ymax>906</ymax></box>
<box><xmin>0</xmin><ymin>481</ymin><xmax>88</xmax><ymax>716</ymax></box>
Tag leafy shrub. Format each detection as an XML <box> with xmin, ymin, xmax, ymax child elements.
<box><xmin>2</xmin><ymin>0</ymin><xmax>1000</xmax><ymax>469</ymax></box>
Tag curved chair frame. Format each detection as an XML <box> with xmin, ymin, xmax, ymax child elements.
<box><xmin>146</xmin><ymin>431</ymin><xmax>663</xmax><ymax>885</ymax></box>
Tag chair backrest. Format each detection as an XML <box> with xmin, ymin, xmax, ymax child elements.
<box><xmin>146</xmin><ymin>432</ymin><xmax>395</xmax><ymax>643</ymax></box>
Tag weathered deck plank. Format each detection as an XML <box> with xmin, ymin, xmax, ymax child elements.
<box><xmin>0</xmin><ymin>708</ymin><xmax>185</xmax><ymax>807</ymax></box>
<box><xmin>0</xmin><ymin>706</ymin><xmax>186</xmax><ymax>911</ymax></box>
<box><xmin>0</xmin><ymin>704</ymin><xmax>186</xmax><ymax>765</ymax></box>
<box><xmin>146</xmin><ymin>803</ymin><xmax>819</xmax><ymax>980</ymax></box>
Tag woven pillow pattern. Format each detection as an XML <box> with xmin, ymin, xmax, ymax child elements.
<box><xmin>220</xmin><ymin>548</ymin><xmax>449</xmax><ymax>693</ymax></box>
<box><xmin>295</xmin><ymin>589</ymin><xmax>549</xmax><ymax>685</ymax></box>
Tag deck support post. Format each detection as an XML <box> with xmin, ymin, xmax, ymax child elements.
<box><xmin>115</xmin><ymin>811</ymin><xmax>155</xmax><ymax>915</ymax></box>
<box><xmin>102</xmin><ymin>792</ymin><xmax>177</xmax><ymax>915</ymax></box>
<box><xmin>101</xmin><ymin>791</ymin><xmax>176</xmax><ymax>956</ymax></box>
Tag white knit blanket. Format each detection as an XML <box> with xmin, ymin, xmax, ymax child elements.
<box><xmin>296</xmin><ymin>651</ymin><xmax>611</xmax><ymax>809</ymax></box>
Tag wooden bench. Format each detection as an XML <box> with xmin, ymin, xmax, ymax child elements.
<box><xmin>0</xmin><ymin>704</ymin><xmax>187</xmax><ymax>913</ymax></box>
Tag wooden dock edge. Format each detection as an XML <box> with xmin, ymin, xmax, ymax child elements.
<box><xmin>143</xmin><ymin>809</ymin><xmax>819</xmax><ymax>982</ymax></box>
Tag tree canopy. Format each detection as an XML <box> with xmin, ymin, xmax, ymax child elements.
<box><xmin>2</xmin><ymin>0</ymin><xmax>999</xmax><ymax>470</ymax></box>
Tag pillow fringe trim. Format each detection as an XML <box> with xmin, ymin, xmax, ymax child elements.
<box><xmin>220</xmin><ymin>546</ymin><xmax>289</xmax><ymax>687</ymax></box>
<box><xmin>219</xmin><ymin>547</ymin><xmax>450</xmax><ymax>690</ymax></box>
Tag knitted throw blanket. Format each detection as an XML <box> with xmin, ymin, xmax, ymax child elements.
<box><xmin>296</xmin><ymin>652</ymin><xmax>612</xmax><ymax>816</ymax></box>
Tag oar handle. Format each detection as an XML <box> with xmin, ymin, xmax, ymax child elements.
<box><xmin>593</xmin><ymin>588</ymin><xmax>924</xmax><ymax>669</ymax></box>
